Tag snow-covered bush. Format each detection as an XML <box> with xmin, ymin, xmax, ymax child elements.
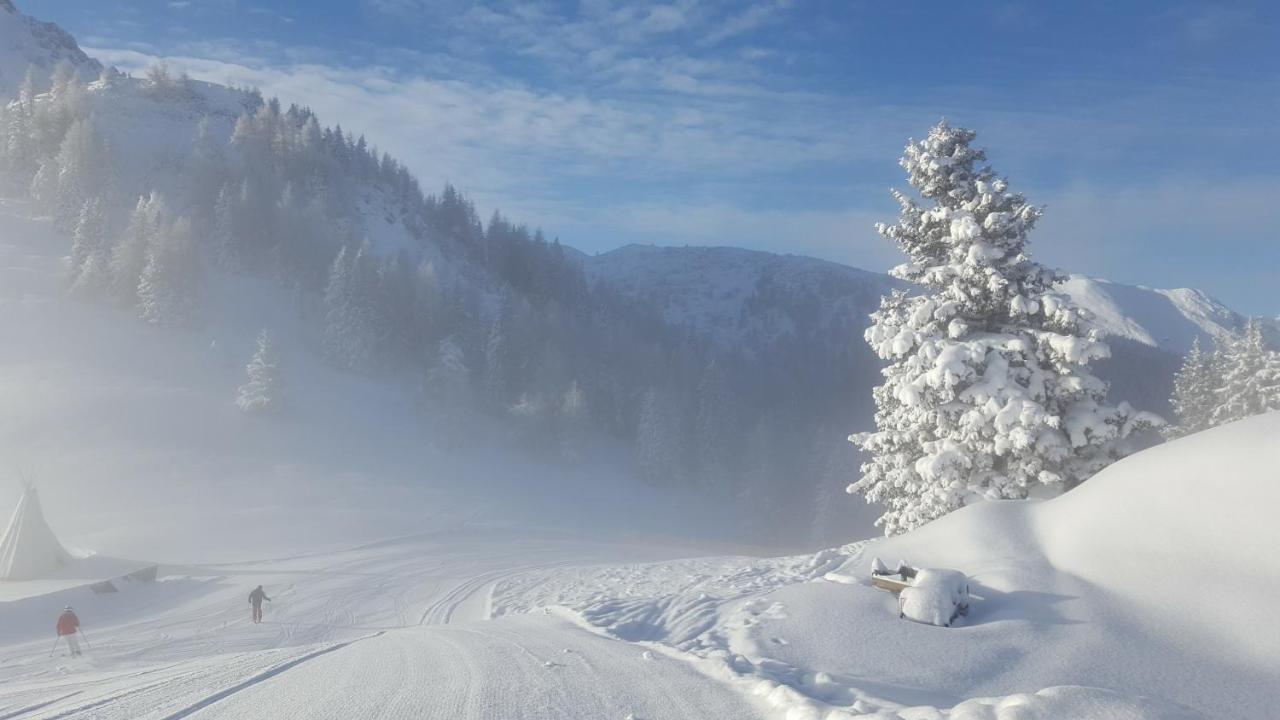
<box><xmin>850</xmin><ymin>122</ymin><xmax>1161</xmax><ymax>535</ymax></box>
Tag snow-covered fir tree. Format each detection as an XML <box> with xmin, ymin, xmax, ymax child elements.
<box><xmin>111</xmin><ymin>192</ymin><xmax>166</xmax><ymax>305</ymax></box>
<box><xmin>424</xmin><ymin>335</ymin><xmax>470</xmax><ymax>402</ymax></box>
<box><xmin>51</xmin><ymin>117</ymin><xmax>109</xmax><ymax>232</ymax></box>
<box><xmin>237</xmin><ymin>330</ymin><xmax>284</xmax><ymax>414</ymax></box>
<box><xmin>1210</xmin><ymin>319</ymin><xmax>1280</xmax><ymax>426</ymax></box>
<box><xmin>1165</xmin><ymin>337</ymin><xmax>1216</xmax><ymax>439</ymax></box>
<box><xmin>1</xmin><ymin>69</ymin><xmax>39</xmax><ymax>191</ymax></box>
<box><xmin>321</xmin><ymin>243</ymin><xmax>384</xmax><ymax>371</ymax></box>
<box><xmin>137</xmin><ymin>216</ymin><xmax>203</xmax><ymax>327</ymax></box>
<box><xmin>850</xmin><ymin>122</ymin><xmax>1160</xmax><ymax>535</ymax></box>
<box><xmin>67</xmin><ymin>196</ymin><xmax>108</xmax><ymax>294</ymax></box>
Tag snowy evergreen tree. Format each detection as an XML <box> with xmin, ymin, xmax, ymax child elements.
<box><xmin>424</xmin><ymin>335</ymin><xmax>470</xmax><ymax>402</ymax></box>
<box><xmin>483</xmin><ymin>293</ymin><xmax>516</xmax><ymax>404</ymax></box>
<box><xmin>850</xmin><ymin>122</ymin><xmax>1160</xmax><ymax>535</ymax></box>
<box><xmin>111</xmin><ymin>193</ymin><xmax>167</xmax><ymax>305</ymax></box>
<box><xmin>321</xmin><ymin>243</ymin><xmax>383</xmax><ymax>371</ymax></box>
<box><xmin>52</xmin><ymin>118</ymin><xmax>109</xmax><ymax>232</ymax></box>
<box><xmin>1</xmin><ymin>69</ymin><xmax>39</xmax><ymax>190</ymax></box>
<box><xmin>1210</xmin><ymin>319</ymin><xmax>1279</xmax><ymax>426</ymax></box>
<box><xmin>138</xmin><ymin>216</ymin><xmax>203</xmax><ymax>327</ymax></box>
<box><xmin>211</xmin><ymin>182</ymin><xmax>238</xmax><ymax>270</ymax></box>
<box><xmin>67</xmin><ymin>196</ymin><xmax>108</xmax><ymax>293</ymax></box>
<box><xmin>322</xmin><ymin>246</ymin><xmax>356</xmax><ymax>366</ymax></box>
<box><xmin>1165</xmin><ymin>337</ymin><xmax>1216</xmax><ymax>439</ymax></box>
<box><xmin>237</xmin><ymin>330</ymin><xmax>284</xmax><ymax>414</ymax></box>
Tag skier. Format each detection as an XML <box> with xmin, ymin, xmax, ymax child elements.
<box><xmin>56</xmin><ymin>606</ymin><xmax>82</xmax><ymax>656</ymax></box>
<box><xmin>248</xmin><ymin>585</ymin><xmax>271</xmax><ymax>624</ymax></box>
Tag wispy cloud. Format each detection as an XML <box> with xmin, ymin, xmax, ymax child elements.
<box><xmin>73</xmin><ymin>0</ymin><xmax>1280</xmax><ymax>315</ymax></box>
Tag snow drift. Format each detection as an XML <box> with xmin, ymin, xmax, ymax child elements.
<box><xmin>874</xmin><ymin>411</ymin><xmax>1280</xmax><ymax>665</ymax></box>
<box><xmin>496</xmin><ymin>414</ymin><xmax>1280</xmax><ymax>717</ymax></box>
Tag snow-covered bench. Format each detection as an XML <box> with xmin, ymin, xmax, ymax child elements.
<box><xmin>870</xmin><ymin>559</ymin><xmax>970</xmax><ymax>627</ymax></box>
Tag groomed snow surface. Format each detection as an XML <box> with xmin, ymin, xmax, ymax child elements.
<box><xmin>2</xmin><ymin>206</ymin><xmax>1277</xmax><ymax>718</ymax></box>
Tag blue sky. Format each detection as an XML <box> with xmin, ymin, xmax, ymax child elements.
<box><xmin>31</xmin><ymin>0</ymin><xmax>1280</xmax><ymax>314</ymax></box>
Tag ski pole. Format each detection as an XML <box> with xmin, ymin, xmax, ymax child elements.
<box><xmin>77</xmin><ymin>628</ymin><xmax>92</xmax><ymax>650</ymax></box>
<box><xmin>49</xmin><ymin>635</ymin><xmax>59</xmax><ymax>657</ymax></box>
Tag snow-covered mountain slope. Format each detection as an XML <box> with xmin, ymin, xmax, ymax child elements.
<box><xmin>0</xmin><ymin>0</ymin><xmax>98</xmax><ymax>97</ymax></box>
<box><xmin>488</xmin><ymin>413</ymin><xmax>1280</xmax><ymax>718</ymax></box>
<box><xmin>580</xmin><ymin>244</ymin><xmax>1243</xmax><ymax>357</ymax></box>
<box><xmin>1057</xmin><ymin>275</ymin><xmax>1242</xmax><ymax>354</ymax></box>
<box><xmin>579</xmin><ymin>244</ymin><xmax>902</xmax><ymax>350</ymax></box>
<box><xmin>0</xmin><ymin>205</ymin><xmax>747</xmax><ymax>563</ymax></box>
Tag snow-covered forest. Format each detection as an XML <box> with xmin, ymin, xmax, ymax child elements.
<box><xmin>0</xmin><ymin>56</ymin><xmax>879</xmax><ymax>542</ymax></box>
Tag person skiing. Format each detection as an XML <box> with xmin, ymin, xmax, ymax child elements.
<box><xmin>56</xmin><ymin>606</ymin><xmax>81</xmax><ymax>656</ymax></box>
<box><xmin>248</xmin><ymin>585</ymin><xmax>271</xmax><ymax>624</ymax></box>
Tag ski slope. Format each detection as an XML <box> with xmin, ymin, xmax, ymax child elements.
<box><xmin>0</xmin><ymin>531</ymin><xmax>765</xmax><ymax>719</ymax></box>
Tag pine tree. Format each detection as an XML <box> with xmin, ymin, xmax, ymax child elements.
<box><xmin>1165</xmin><ymin>337</ymin><xmax>1216</xmax><ymax>439</ymax></box>
<box><xmin>68</xmin><ymin>197</ymin><xmax>108</xmax><ymax>294</ymax></box>
<box><xmin>111</xmin><ymin>193</ymin><xmax>166</xmax><ymax>305</ymax></box>
<box><xmin>52</xmin><ymin>118</ymin><xmax>109</xmax><ymax>232</ymax></box>
<box><xmin>483</xmin><ymin>293</ymin><xmax>515</xmax><ymax>404</ymax></box>
<box><xmin>322</xmin><ymin>246</ymin><xmax>354</xmax><ymax>366</ymax></box>
<box><xmin>138</xmin><ymin>216</ymin><xmax>203</xmax><ymax>327</ymax></box>
<box><xmin>237</xmin><ymin>330</ymin><xmax>284</xmax><ymax>414</ymax></box>
<box><xmin>211</xmin><ymin>182</ymin><xmax>238</xmax><ymax>270</ymax></box>
<box><xmin>425</xmin><ymin>335</ymin><xmax>470</xmax><ymax>402</ymax></box>
<box><xmin>850</xmin><ymin>122</ymin><xmax>1161</xmax><ymax>535</ymax></box>
<box><xmin>321</xmin><ymin>243</ymin><xmax>383</xmax><ymax>371</ymax></box>
<box><xmin>1210</xmin><ymin>319</ymin><xmax>1277</xmax><ymax>426</ymax></box>
<box><xmin>2</xmin><ymin>69</ymin><xmax>39</xmax><ymax>189</ymax></box>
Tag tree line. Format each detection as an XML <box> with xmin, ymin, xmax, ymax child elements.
<box><xmin>0</xmin><ymin>60</ymin><xmax>865</xmax><ymax>545</ymax></box>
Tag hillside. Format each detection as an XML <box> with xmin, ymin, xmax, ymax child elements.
<box><xmin>0</xmin><ymin>0</ymin><xmax>98</xmax><ymax>97</ymax></box>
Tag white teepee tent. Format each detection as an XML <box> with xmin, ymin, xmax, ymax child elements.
<box><xmin>0</xmin><ymin>484</ymin><xmax>72</xmax><ymax>580</ymax></box>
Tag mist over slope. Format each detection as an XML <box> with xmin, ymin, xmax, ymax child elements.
<box><xmin>0</xmin><ymin>0</ymin><xmax>1261</xmax><ymax>549</ymax></box>
<box><xmin>0</xmin><ymin>206</ymin><xmax>753</xmax><ymax>563</ymax></box>
<box><xmin>0</xmin><ymin>1</ymin><xmax>878</xmax><ymax>546</ymax></box>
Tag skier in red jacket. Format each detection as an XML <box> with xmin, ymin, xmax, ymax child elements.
<box><xmin>56</xmin><ymin>606</ymin><xmax>81</xmax><ymax>656</ymax></box>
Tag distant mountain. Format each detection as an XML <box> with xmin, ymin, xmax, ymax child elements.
<box><xmin>1057</xmin><ymin>276</ymin><xmax>1242</xmax><ymax>354</ymax></box>
<box><xmin>578</xmin><ymin>244</ymin><xmax>902</xmax><ymax>351</ymax></box>
<box><xmin>576</xmin><ymin>244</ymin><xmax>1256</xmax><ymax>418</ymax></box>
<box><xmin>0</xmin><ymin>0</ymin><xmax>99</xmax><ymax>96</ymax></box>
<box><xmin>580</xmin><ymin>244</ymin><xmax>1243</xmax><ymax>356</ymax></box>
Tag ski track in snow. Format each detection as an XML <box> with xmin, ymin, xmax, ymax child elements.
<box><xmin>0</xmin><ymin>532</ymin><xmax>769</xmax><ymax>719</ymax></box>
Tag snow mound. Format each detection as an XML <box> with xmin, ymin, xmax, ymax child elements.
<box><xmin>877</xmin><ymin>411</ymin><xmax>1280</xmax><ymax>666</ymax></box>
<box><xmin>1036</xmin><ymin>410</ymin><xmax>1280</xmax><ymax>664</ymax></box>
